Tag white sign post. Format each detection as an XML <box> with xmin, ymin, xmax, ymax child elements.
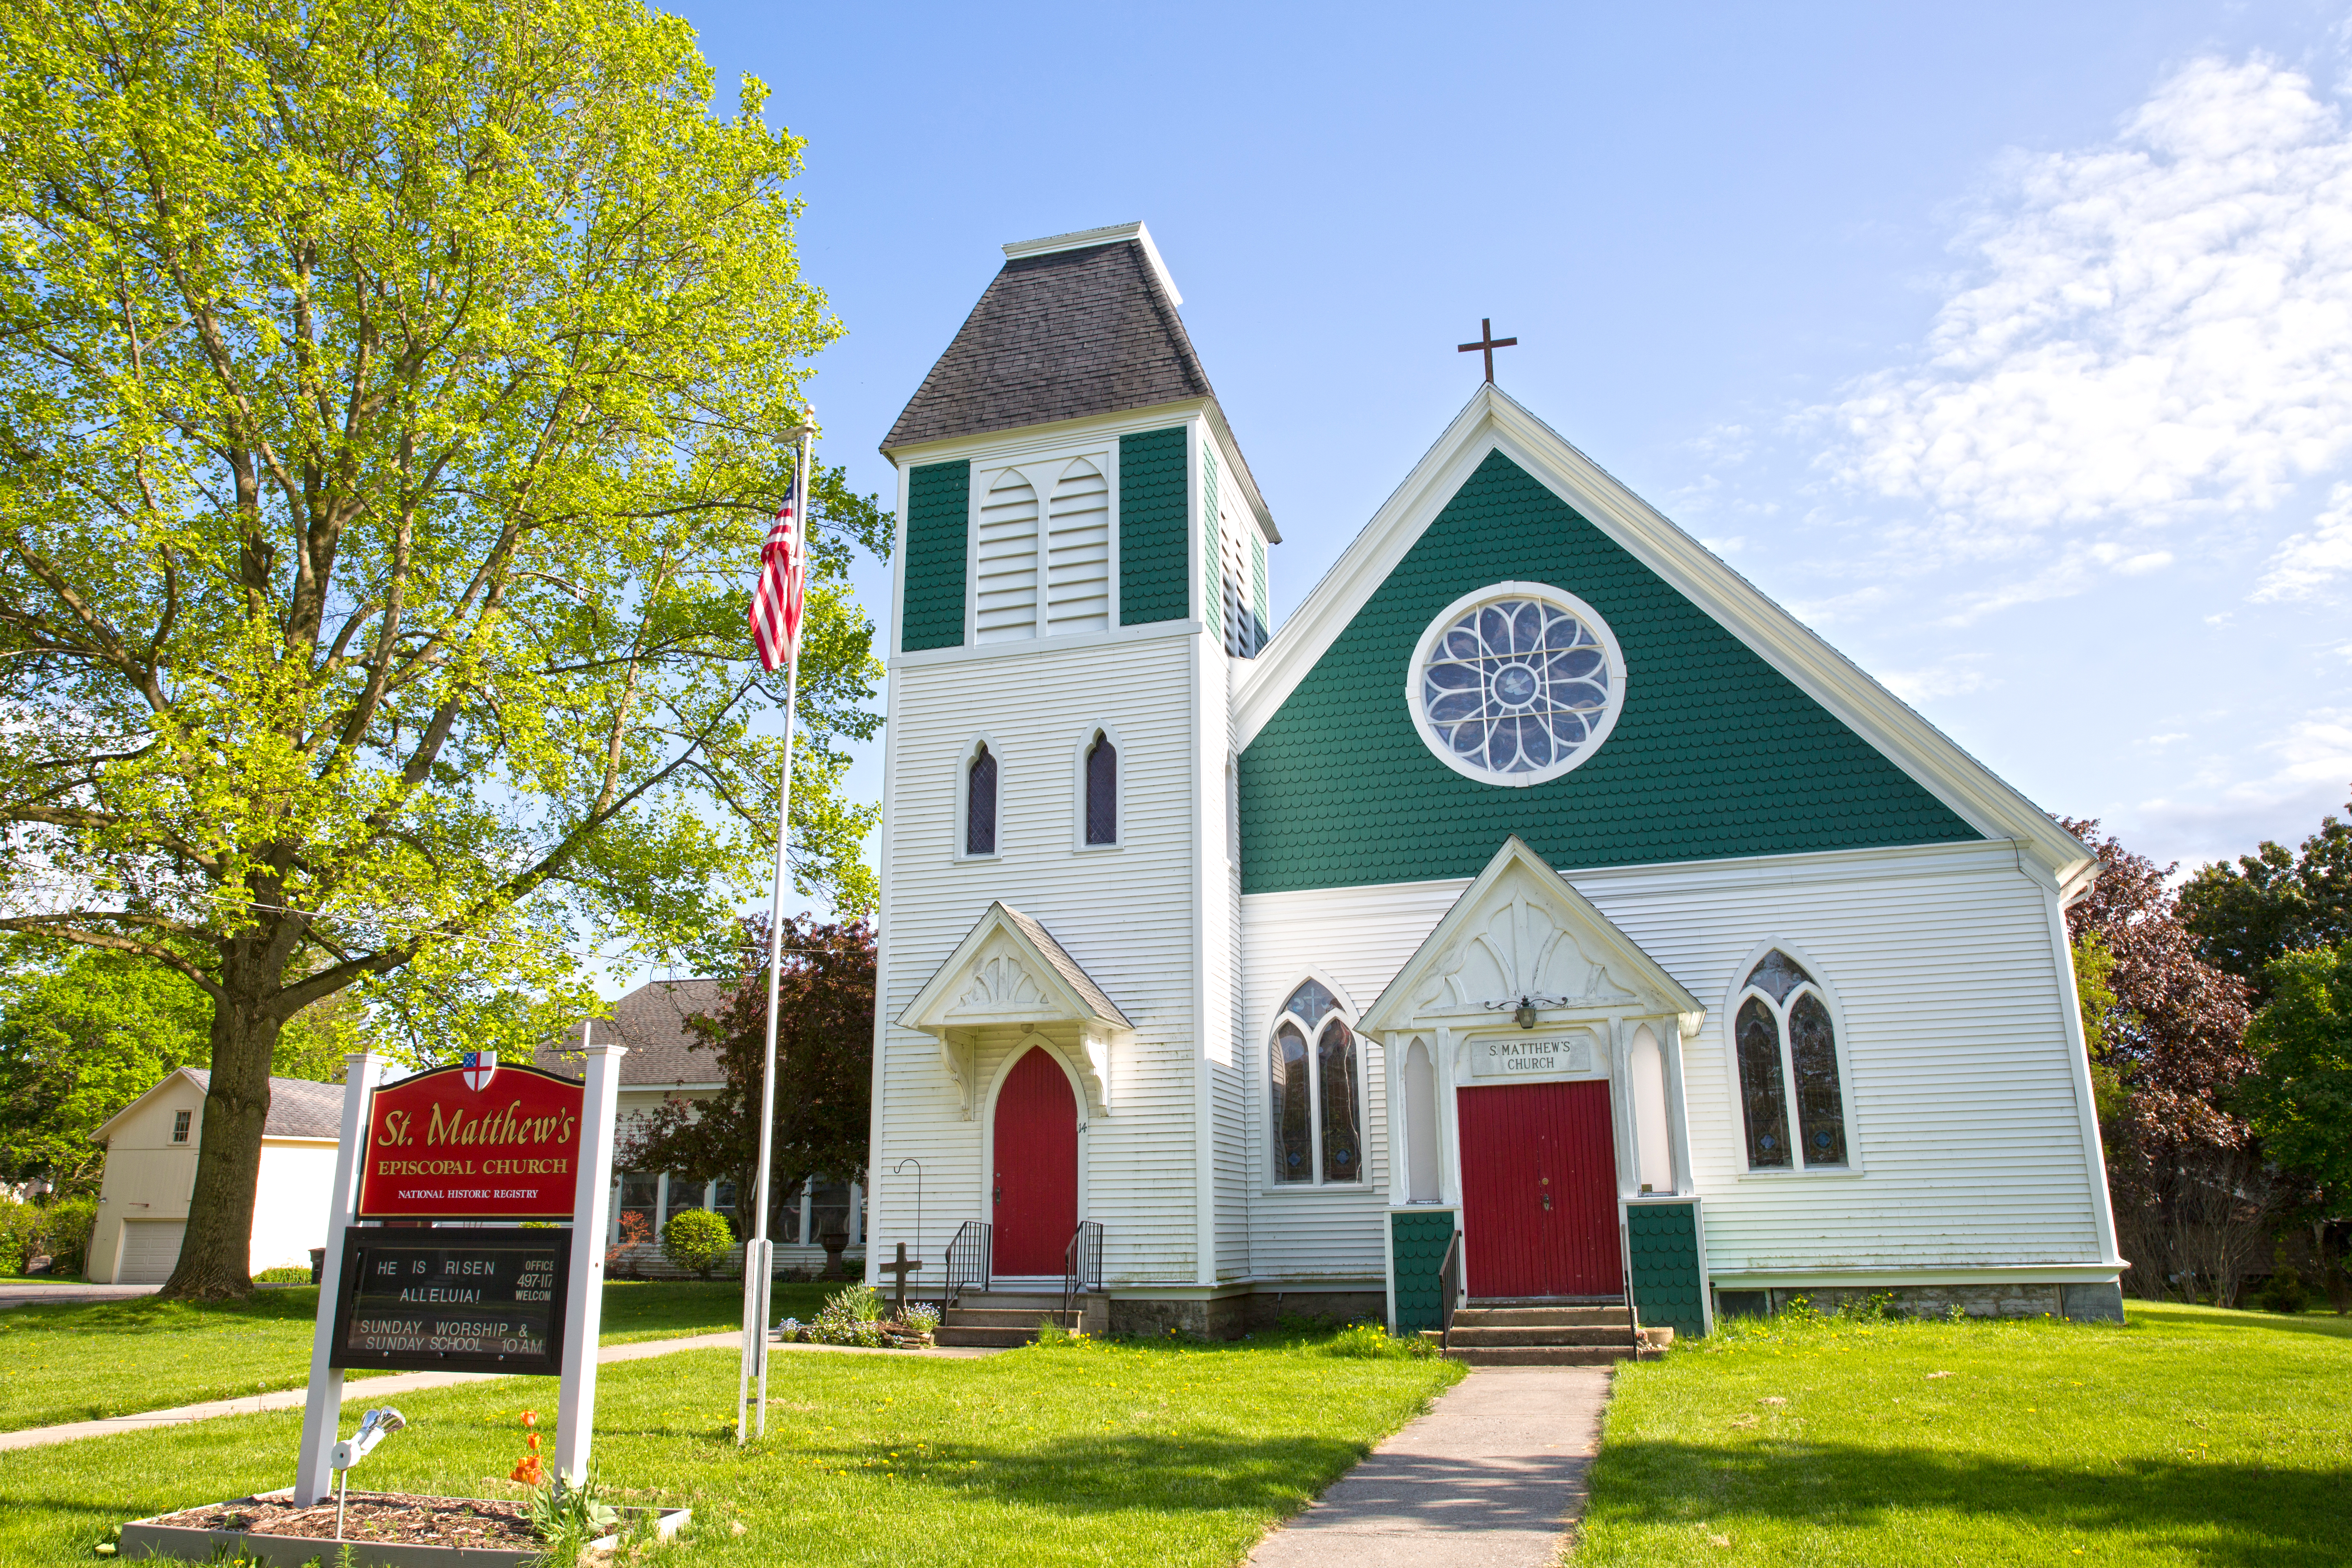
<box><xmin>292</xmin><ymin>1037</ymin><xmax>624</xmax><ymax>1503</ymax></box>
<box><xmin>554</xmin><ymin>1038</ymin><xmax>624</xmax><ymax>1481</ymax></box>
<box><xmin>296</xmin><ymin>1049</ymin><xmax>376</xmax><ymax>1507</ymax></box>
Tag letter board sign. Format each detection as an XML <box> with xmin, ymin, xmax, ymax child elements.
<box><xmin>357</xmin><ymin>1060</ymin><xmax>586</xmax><ymax>1220</ymax></box>
<box><xmin>329</xmin><ymin>1227</ymin><xmax>571</xmax><ymax>1376</ymax></box>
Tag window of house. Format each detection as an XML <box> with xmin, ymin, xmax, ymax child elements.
<box><xmin>1270</xmin><ymin>980</ymin><xmax>1364</xmax><ymax>1185</ymax></box>
<box><xmin>1083</xmin><ymin>731</ymin><xmax>1117</xmax><ymax>845</ymax></box>
<box><xmin>617</xmin><ymin>1172</ymin><xmax>658</xmax><ymax>1242</ymax></box>
<box><xmin>171</xmin><ymin>1109</ymin><xmax>192</xmax><ymax>1145</ymax></box>
<box><xmin>1733</xmin><ymin>949</ymin><xmax>1849</xmax><ymax>1170</ymax></box>
<box><xmin>663</xmin><ymin>1174</ymin><xmax>708</xmax><ymax>1227</ymax></box>
<box><xmin>965</xmin><ymin>742</ymin><xmax>998</xmax><ymax>856</ymax></box>
<box><xmin>810</xmin><ymin>1179</ymin><xmax>853</xmax><ymax>1245</ymax></box>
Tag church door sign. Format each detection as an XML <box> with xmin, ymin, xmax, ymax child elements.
<box><xmin>992</xmin><ymin>1046</ymin><xmax>1078</xmax><ymax>1275</ymax></box>
<box><xmin>1457</xmin><ymin>1080</ymin><xmax>1621</xmax><ymax>1299</ymax></box>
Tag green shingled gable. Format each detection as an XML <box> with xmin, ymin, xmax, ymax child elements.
<box><xmin>1238</xmin><ymin>449</ymin><xmax>1981</xmax><ymax>893</ymax></box>
<box><xmin>901</xmin><ymin>461</ymin><xmax>969</xmax><ymax>652</ymax></box>
<box><xmin>1118</xmin><ymin>427</ymin><xmax>1189</xmax><ymax>624</ymax></box>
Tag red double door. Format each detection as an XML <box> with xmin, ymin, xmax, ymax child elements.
<box><xmin>992</xmin><ymin>1046</ymin><xmax>1078</xmax><ymax>1275</ymax></box>
<box><xmin>1458</xmin><ymin>1080</ymin><xmax>1622</xmax><ymax>1299</ymax></box>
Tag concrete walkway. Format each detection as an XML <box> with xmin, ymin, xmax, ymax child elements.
<box><xmin>1</xmin><ymin>1329</ymin><xmax>998</xmax><ymax>1453</ymax></box>
<box><xmin>1247</xmin><ymin>1367</ymin><xmax>1611</xmax><ymax>1568</ymax></box>
<box><xmin>0</xmin><ymin>1283</ymin><xmax>161</xmax><ymax>1310</ymax></box>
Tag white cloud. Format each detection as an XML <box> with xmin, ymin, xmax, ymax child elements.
<box><xmin>1817</xmin><ymin>56</ymin><xmax>2352</xmax><ymax>575</ymax></box>
<box><xmin>2252</xmin><ymin>479</ymin><xmax>2352</xmax><ymax>598</ymax></box>
<box><xmin>2127</xmin><ymin>709</ymin><xmax>2352</xmax><ymax>860</ymax></box>
<box><xmin>1878</xmin><ymin>656</ymin><xmax>1993</xmax><ymax>703</ymax></box>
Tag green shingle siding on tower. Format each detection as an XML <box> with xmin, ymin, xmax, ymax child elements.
<box><xmin>902</xmin><ymin>461</ymin><xmax>970</xmax><ymax>651</ymax></box>
<box><xmin>1238</xmin><ymin>450</ymin><xmax>1982</xmax><ymax>893</ymax></box>
<box><xmin>1389</xmin><ymin>1209</ymin><xmax>1457</xmax><ymax>1332</ymax></box>
<box><xmin>1118</xmin><ymin>427</ymin><xmax>1190</xmax><ymax>625</ymax></box>
<box><xmin>1201</xmin><ymin>443</ymin><xmax>1222</xmax><ymax>630</ymax></box>
<box><xmin>1627</xmin><ymin>1202</ymin><xmax>1707</xmax><ymax>1339</ymax></box>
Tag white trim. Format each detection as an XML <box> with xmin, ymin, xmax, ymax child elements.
<box><xmin>1230</xmin><ymin>384</ymin><xmax>2094</xmax><ymax>887</ymax></box>
<box><xmin>891</xmin><ymin>617</ymin><xmax>1204</xmax><ymax>672</ymax></box>
<box><xmin>1404</xmin><ymin>582</ymin><xmax>1628</xmax><ymax>789</ymax></box>
<box><xmin>954</xmin><ymin>733</ymin><xmax>1004</xmax><ymax>862</ymax></box>
<box><xmin>2039</xmin><ymin>882</ymin><xmax>2125</xmax><ymax>1265</ymax></box>
<box><xmin>88</xmin><ymin>1066</ymin><xmax>206</xmax><ymax>1145</ymax></box>
<box><xmin>1002</xmin><ymin>220</ymin><xmax>1181</xmax><ymax>307</ymax></box>
<box><xmin>1711</xmin><ymin>1263</ymin><xmax>2127</xmax><ymax>1288</ymax></box>
<box><xmin>1718</xmin><ymin>938</ymin><xmax>1867</xmax><ymax>1176</ymax></box>
<box><xmin>1070</xmin><ymin>722</ymin><xmax>1126</xmax><ymax>852</ymax></box>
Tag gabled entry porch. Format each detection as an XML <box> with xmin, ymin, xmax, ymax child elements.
<box><xmin>1363</xmin><ymin>838</ymin><xmax>1714</xmax><ymax>1342</ymax></box>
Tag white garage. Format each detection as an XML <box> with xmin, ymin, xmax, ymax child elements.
<box><xmin>85</xmin><ymin>1069</ymin><xmax>343</xmax><ymax>1285</ymax></box>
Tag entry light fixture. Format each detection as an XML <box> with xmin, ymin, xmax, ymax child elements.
<box><xmin>1483</xmin><ymin>994</ymin><xmax>1572</xmax><ymax>1030</ymax></box>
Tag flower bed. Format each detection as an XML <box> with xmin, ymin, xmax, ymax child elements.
<box><xmin>118</xmin><ymin>1488</ymin><xmax>688</xmax><ymax>1566</ymax></box>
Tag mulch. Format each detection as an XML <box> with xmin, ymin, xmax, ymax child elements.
<box><xmin>150</xmin><ymin>1492</ymin><xmax>540</xmax><ymax>1549</ymax></box>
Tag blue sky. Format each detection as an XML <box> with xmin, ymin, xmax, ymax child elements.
<box><xmin>683</xmin><ymin>0</ymin><xmax>2352</xmax><ymax>906</ymax></box>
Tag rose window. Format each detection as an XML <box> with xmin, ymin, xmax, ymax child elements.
<box><xmin>1410</xmin><ymin>588</ymin><xmax>1624</xmax><ymax>785</ymax></box>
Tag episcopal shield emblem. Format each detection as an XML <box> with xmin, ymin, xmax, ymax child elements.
<box><xmin>460</xmin><ymin>1051</ymin><xmax>498</xmax><ymax>1092</ymax></box>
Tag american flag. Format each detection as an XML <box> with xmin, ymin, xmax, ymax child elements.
<box><xmin>750</xmin><ymin>475</ymin><xmax>806</xmax><ymax>674</ymax></box>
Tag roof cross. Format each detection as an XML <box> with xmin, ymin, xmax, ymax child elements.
<box><xmin>1458</xmin><ymin>318</ymin><xmax>1518</xmax><ymax>383</ymax></box>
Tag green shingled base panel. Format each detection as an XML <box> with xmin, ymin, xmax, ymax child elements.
<box><xmin>1627</xmin><ymin>1202</ymin><xmax>1707</xmax><ymax>1339</ymax></box>
<box><xmin>902</xmin><ymin>461</ymin><xmax>970</xmax><ymax>651</ymax></box>
<box><xmin>1238</xmin><ymin>449</ymin><xmax>1982</xmax><ymax>893</ymax></box>
<box><xmin>1119</xmin><ymin>427</ymin><xmax>1189</xmax><ymax>624</ymax></box>
<box><xmin>1390</xmin><ymin>1209</ymin><xmax>1457</xmax><ymax>1333</ymax></box>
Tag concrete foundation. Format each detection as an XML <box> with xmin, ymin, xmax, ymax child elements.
<box><xmin>1714</xmin><ymin>1279</ymin><xmax>2126</xmax><ymax>1323</ymax></box>
<box><xmin>1105</xmin><ymin>1289</ymin><xmax>1390</xmax><ymax>1340</ymax></box>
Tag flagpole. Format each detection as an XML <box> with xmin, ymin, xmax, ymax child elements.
<box><xmin>739</xmin><ymin>406</ymin><xmax>813</xmax><ymax>1446</ymax></box>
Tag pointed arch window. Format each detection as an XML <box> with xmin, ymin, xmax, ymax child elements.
<box><xmin>1270</xmin><ymin>980</ymin><xmax>1364</xmax><ymax>1185</ymax></box>
<box><xmin>1083</xmin><ymin>731</ymin><xmax>1117</xmax><ymax>845</ymax></box>
<box><xmin>1733</xmin><ymin>949</ymin><xmax>1848</xmax><ymax>1170</ymax></box>
<box><xmin>964</xmin><ymin>742</ymin><xmax>997</xmax><ymax>857</ymax></box>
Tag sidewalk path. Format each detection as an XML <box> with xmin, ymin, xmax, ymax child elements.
<box><xmin>1</xmin><ymin>1330</ymin><xmax>998</xmax><ymax>1453</ymax></box>
<box><xmin>1247</xmin><ymin>1367</ymin><xmax>1610</xmax><ymax>1568</ymax></box>
<box><xmin>0</xmin><ymin>1283</ymin><xmax>160</xmax><ymax>1310</ymax></box>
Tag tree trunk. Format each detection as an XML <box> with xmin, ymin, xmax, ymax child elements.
<box><xmin>160</xmin><ymin>960</ymin><xmax>284</xmax><ymax>1300</ymax></box>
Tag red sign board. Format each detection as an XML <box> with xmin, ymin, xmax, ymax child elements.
<box><xmin>356</xmin><ymin>1061</ymin><xmax>587</xmax><ymax>1221</ymax></box>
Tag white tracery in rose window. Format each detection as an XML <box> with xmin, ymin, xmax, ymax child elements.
<box><xmin>1411</xmin><ymin>588</ymin><xmax>1625</xmax><ymax>786</ymax></box>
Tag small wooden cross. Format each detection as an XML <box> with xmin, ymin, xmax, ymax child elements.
<box><xmin>1458</xmin><ymin>318</ymin><xmax>1518</xmax><ymax>383</ymax></box>
<box><xmin>877</xmin><ymin>1241</ymin><xmax>924</xmax><ymax>1315</ymax></box>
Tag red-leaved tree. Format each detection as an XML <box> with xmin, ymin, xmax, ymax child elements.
<box><xmin>2062</xmin><ymin>819</ymin><xmax>2264</xmax><ymax>1301</ymax></box>
<box><xmin>617</xmin><ymin>915</ymin><xmax>874</xmax><ymax>1254</ymax></box>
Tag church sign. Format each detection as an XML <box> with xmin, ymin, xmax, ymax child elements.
<box><xmin>356</xmin><ymin>1058</ymin><xmax>586</xmax><ymax>1221</ymax></box>
<box><xmin>328</xmin><ymin>1228</ymin><xmax>571</xmax><ymax>1376</ymax></box>
<box><xmin>1467</xmin><ymin>1033</ymin><xmax>1595</xmax><ymax>1080</ymax></box>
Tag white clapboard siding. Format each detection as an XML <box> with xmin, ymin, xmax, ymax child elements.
<box><xmin>974</xmin><ymin>467</ymin><xmax>1040</xmax><ymax>641</ymax></box>
<box><xmin>872</xmin><ymin>632</ymin><xmax>1204</xmax><ymax>1288</ymax></box>
<box><xmin>1238</xmin><ymin>840</ymin><xmax>2108</xmax><ymax>1285</ymax></box>
<box><xmin>1045</xmin><ymin>458</ymin><xmax>1111</xmax><ymax>635</ymax></box>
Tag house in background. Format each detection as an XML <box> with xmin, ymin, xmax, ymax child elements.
<box><xmin>540</xmin><ymin>977</ymin><xmax>866</xmax><ymax>1277</ymax></box>
<box><xmin>86</xmin><ymin>1069</ymin><xmax>343</xmax><ymax>1284</ymax></box>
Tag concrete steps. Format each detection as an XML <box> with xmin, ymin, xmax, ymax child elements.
<box><xmin>1442</xmin><ymin>1301</ymin><xmax>1670</xmax><ymax>1367</ymax></box>
<box><xmin>935</xmin><ymin>1292</ymin><xmax>1097</xmax><ymax>1348</ymax></box>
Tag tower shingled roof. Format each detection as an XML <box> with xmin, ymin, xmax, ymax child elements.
<box><xmin>881</xmin><ymin>234</ymin><xmax>1274</xmax><ymax>535</ymax></box>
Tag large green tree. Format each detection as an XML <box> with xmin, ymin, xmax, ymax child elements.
<box><xmin>2180</xmin><ymin>789</ymin><xmax>2352</xmax><ymax>1005</ymax></box>
<box><xmin>2239</xmin><ymin>943</ymin><xmax>2352</xmax><ymax>1214</ymax></box>
<box><xmin>0</xmin><ymin>0</ymin><xmax>884</xmax><ymax>1296</ymax></box>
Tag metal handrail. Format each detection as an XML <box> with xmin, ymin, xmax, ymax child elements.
<box><xmin>944</xmin><ymin>1220</ymin><xmax>991</xmax><ymax>1310</ymax></box>
<box><xmin>1062</xmin><ymin>1220</ymin><xmax>1103</xmax><ymax>1326</ymax></box>
<box><xmin>1437</xmin><ymin>1229</ymin><xmax>1464</xmax><ymax>1351</ymax></box>
<box><xmin>1618</xmin><ymin>1212</ymin><xmax>1643</xmax><ymax>1359</ymax></box>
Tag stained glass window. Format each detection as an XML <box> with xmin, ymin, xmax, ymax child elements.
<box><xmin>1319</xmin><ymin>1020</ymin><xmax>1361</xmax><ymax>1183</ymax></box>
<box><xmin>1735</xmin><ymin>998</ymin><xmax>1791</xmax><ymax>1168</ymax></box>
<box><xmin>1272</xmin><ymin>1023</ymin><xmax>1312</xmax><ymax>1182</ymax></box>
<box><xmin>1270</xmin><ymin>980</ymin><xmax>1362</xmax><ymax>1186</ymax></box>
<box><xmin>1084</xmin><ymin>732</ymin><xmax>1116</xmax><ymax>844</ymax></box>
<box><xmin>1735</xmin><ymin>950</ymin><xmax>1851</xmax><ymax>1171</ymax></box>
<box><xmin>1414</xmin><ymin>592</ymin><xmax>1621</xmax><ymax>782</ymax></box>
<box><xmin>966</xmin><ymin>744</ymin><xmax>996</xmax><ymax>855</ymax></box>
<box><xmin>1789</xmin><ymin>993</ymin><xmax>1846</xmax><ymax>1166</ymax></box>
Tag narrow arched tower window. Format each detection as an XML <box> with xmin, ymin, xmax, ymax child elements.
<box><xmin>966</xmin><ymin>743</ymin><xmax>997</xmax><ymax>856</ymax></box>
<box><xmin>1084</xmin><ymin>731</ymin><xmax>1117</xmax><ymax>845</ymax></box>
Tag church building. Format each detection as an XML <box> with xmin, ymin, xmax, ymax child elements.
<box><xmin>863</xmin><ymin>221</ymin><xmax>2126</xmax><ymax>1339</ymax></box>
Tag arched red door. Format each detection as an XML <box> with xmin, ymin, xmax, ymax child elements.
<box><xmin>992</xmin><ymin>1046</ymin><xmax>1078</xmax><ymax>1275</ymax></box>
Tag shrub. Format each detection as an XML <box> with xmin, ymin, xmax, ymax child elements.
<box><xmin>825</xmin><ymin>1282</ymin><xmax>880</xmax><ymax>1320</ymax></box>
<box><xmin>2257</xmin><ymin>1268</ymin><xmax>2311</xmax><ymax>1315</ymax></box>
<box><xmin>804</xmin><ymin>1302</ymin><xmax>886</xmax><ymax>1347</ymax></box>
<box><xmin>658</xmin><ymin>1208</ymin><xmax>734</xmax><ymax>1278</ymax></box>
<box><xmin>900</xmin><ymin>1302</ymin><xmax>940</xmax><ymax>1335</ymax></box>
<box><xmin>0</xmin><ymin>1198</ymin><xmax>38</xmax><ymax>1276</ymax></box>
<box><xmin>254</xmin><ymin>1265</ymin><xmax>312</xmax><ymax>1283</ymax></box>
<box><xmin>37</xmin><ymin>1196</ymin><xmax>97</xmax><ymax>1276</ymax></box>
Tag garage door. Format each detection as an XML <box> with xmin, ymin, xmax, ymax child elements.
<box><xmin>117</xmin><ymin>1220</ymin><xmax>186</xmax><ymax>1284</ymax></box>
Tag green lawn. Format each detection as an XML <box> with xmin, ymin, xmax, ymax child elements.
<box><xmin>1579</xmin><ymin>1299</ymin><xmax>2352</xmax><ymax>1566</ymax></box>
<box><xmin>0</xmin><ymin>1279</ymin><xmax>840</xmax><ymax>1432</ymax></box>
<box><xmin>0</xmin><ymin>1330</ymin><xmax>1459</xmax><ymax>1566</ymax></box>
